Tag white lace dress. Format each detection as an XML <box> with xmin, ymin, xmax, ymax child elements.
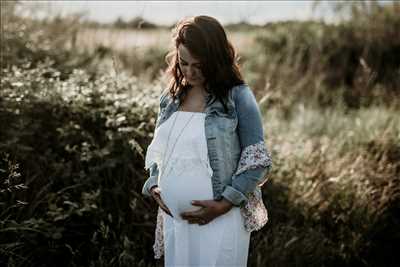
<box><xmin>145</xmin><ymin>111</ymin><xmax>251</xmax><ymax>267</ymax></box>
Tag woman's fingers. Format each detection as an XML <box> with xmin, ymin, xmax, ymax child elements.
<box><xmin>161</xmin><ymin>203</ymin><xmax>173</xmax><ymax>217</ymax></box>
<box><xmin>160</xmin><ymin>206</ymin><xmax>172</xmax><ymax>216</ymax></box>
<box><xmin>151</xmin><ymin>186</ymin><xmax>161</xmax><ymax>194</ymax></box>
<box><xmin>149</xmin><ymin>186</ymin><xmax>173</xmax><ymax>218</ymax></box>
<box><xmin>152</xmin><ymin>191</ymin><xmax>173</xmax><ymax>217</ymax></box>
<box><xmin>182</xmin><ymin>213</ymin><xmax>207</xmax><ymax>225</ymax></box>
<box><xmin>187</xmin><ymin>218</ymin><xmax>207</xmax><ymax>225</ymax></box>
<box><xmin>159</xmin><ymin>201</ymin><xmax>173</xmax><ymax>217</ymax></box>
<box><xmin>150</xmin><ymin>187</ymin><xmax>160</xmax><ymax>198</ymax></box>
<box><xmin>156</xmin><ymin>199</ymin><xmax>171</xmax><ymax>216</ymax></box>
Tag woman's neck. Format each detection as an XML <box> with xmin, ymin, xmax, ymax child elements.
<box><xmin>178</xmin><ymin>85</ymin><xmax>208</xmax><ymax>112</ymax></box>
<box><xmin>188</xmin><ymin>85</ymin><xmax>207</xmax><ymax>98</ymax></box>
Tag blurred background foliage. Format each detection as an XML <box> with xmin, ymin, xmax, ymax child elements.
<box><xmin>1</xmin><ymin>0</ymin><xmax>399</xmax><ymax>266</ymax></box>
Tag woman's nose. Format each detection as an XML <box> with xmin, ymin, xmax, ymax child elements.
<box><xmin>185</xmin><ymin>67</ymin><xmax>195</xmax><ymax>77</ymax></box>
<box><xmin>188</xmin><ymin>67</ymin><xmax>196</xmax><ymax>76</ymax></box>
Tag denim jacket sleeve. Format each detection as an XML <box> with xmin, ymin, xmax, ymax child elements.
<box><xmin>221</xmin><ymin>84</ymin><xmax>273</xmax><ymax>207</ymax></box>
<box><xmin>141</xmin><ymin>90</ymin><xmax>168</xmax><ymax>197</ymax></box>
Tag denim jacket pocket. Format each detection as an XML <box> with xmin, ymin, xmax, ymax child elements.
<box><xmin>213</xmin><ymin>114</ymin><xmax>237</xmax><ymax>133</ymax></box>
<box><xmin>218</xmin><ymin>118</ymin><xmax>236</xmax><ymax>133</ymax></box>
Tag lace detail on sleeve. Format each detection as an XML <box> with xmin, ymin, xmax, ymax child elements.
<box><xmin>153</xmin><ymin>207</ymin><xmax>164</xmax><ymax>259</ymax></box>
<box><xmin>234</xmin><ymin>140</ymin><xmax>272</xmax><ymax>186</ymax></box>
<box><xmin>240</xmin><ymin>191</ymin><xmax>269</xmax><ymax>232</ymax></box>
<box><xmin>234</xmin><ymin>141</ymin><xmax>271</xmax><ymax>232</ymax></box>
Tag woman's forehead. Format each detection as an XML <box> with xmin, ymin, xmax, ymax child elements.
<box><xmin>178</xmin><ymin>45</ymin><xmax>200</xmax><ymax>63</ymax></box>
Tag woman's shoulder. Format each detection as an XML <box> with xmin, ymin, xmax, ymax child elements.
<box><xmin>231</xmin><ymin>83</ymin><xmax>255</xmax><ymax>104</ymax></box>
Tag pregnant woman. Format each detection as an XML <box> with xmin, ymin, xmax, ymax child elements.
<box><xmin>142</xmin><ymin>15</ymin><xmax>273</xmax><ymax>266</ymax></box>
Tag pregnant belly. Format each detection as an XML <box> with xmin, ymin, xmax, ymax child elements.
<box><xmin>159</xmin><ymin>170</ymin><xmax>213</xmax><ymax>221</ymax></box>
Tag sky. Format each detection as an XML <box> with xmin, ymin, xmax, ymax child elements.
<box><xmin>19</xmin><ymin>1</ymin><xmax>340</xmax><ymax>26</ymax></box>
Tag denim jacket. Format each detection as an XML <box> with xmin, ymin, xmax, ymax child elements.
<box><xmin>141</xmin><ymin>83</ymin><xmax>273</xmax><ymax>259</ymax></box>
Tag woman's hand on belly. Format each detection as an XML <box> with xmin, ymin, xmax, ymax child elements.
<box><xmin>180</xmin><ymin>198</ymin><xmax>234</xmax><ymax>225</ymax></box>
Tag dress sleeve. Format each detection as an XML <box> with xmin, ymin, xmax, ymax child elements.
<box><xmin>220</xmin><ymin>85</ymin><xmax>273</xmax><ymax>207</ymax></box>
<box><xmin>141</xmin><ymin>90</ymin><xmax>168</xmax><ymax>197</ymax></box>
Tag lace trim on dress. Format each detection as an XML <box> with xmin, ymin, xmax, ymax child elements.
<box><xmin>153</xmin><ymin>207</ymin><xmax>164</xmax><ymax>259</ymax></box>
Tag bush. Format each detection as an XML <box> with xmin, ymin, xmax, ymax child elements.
<box><xmin>0</xmin><ymin>62</ymin><xmax>165</xmax><ymax>266</ymax></box>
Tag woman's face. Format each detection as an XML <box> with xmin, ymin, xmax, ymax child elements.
<box><xmin>177</xmin><ymin>44</ymin><xmax>205</xmax><ymax>87</ymax></box>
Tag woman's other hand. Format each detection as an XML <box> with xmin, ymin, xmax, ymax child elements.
<box><xmin>150</xmin><ymin>186</ymin><xmax>174</xmax><ymax>217</ymax></box>
<box><xmin>180</xmin><ymin>198</ymin><xmax>233</xmax><ymax>225</ymax></box>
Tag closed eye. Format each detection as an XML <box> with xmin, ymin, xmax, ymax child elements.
<box><xmin>179</xmin><ymin>58</ymin><xmax>201</xmax><ymax>68</ymax></box>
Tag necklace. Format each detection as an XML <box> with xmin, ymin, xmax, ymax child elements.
<box><xmin>158</xmin><ymin>111</ymin><xmax>196</xmax><ymax>184</ymax></box>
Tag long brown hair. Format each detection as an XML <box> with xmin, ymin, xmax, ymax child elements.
<box><xmin>165</xmin><ymin>15</ymin><xmax>244</xmax><ymax>112</ymax></box>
